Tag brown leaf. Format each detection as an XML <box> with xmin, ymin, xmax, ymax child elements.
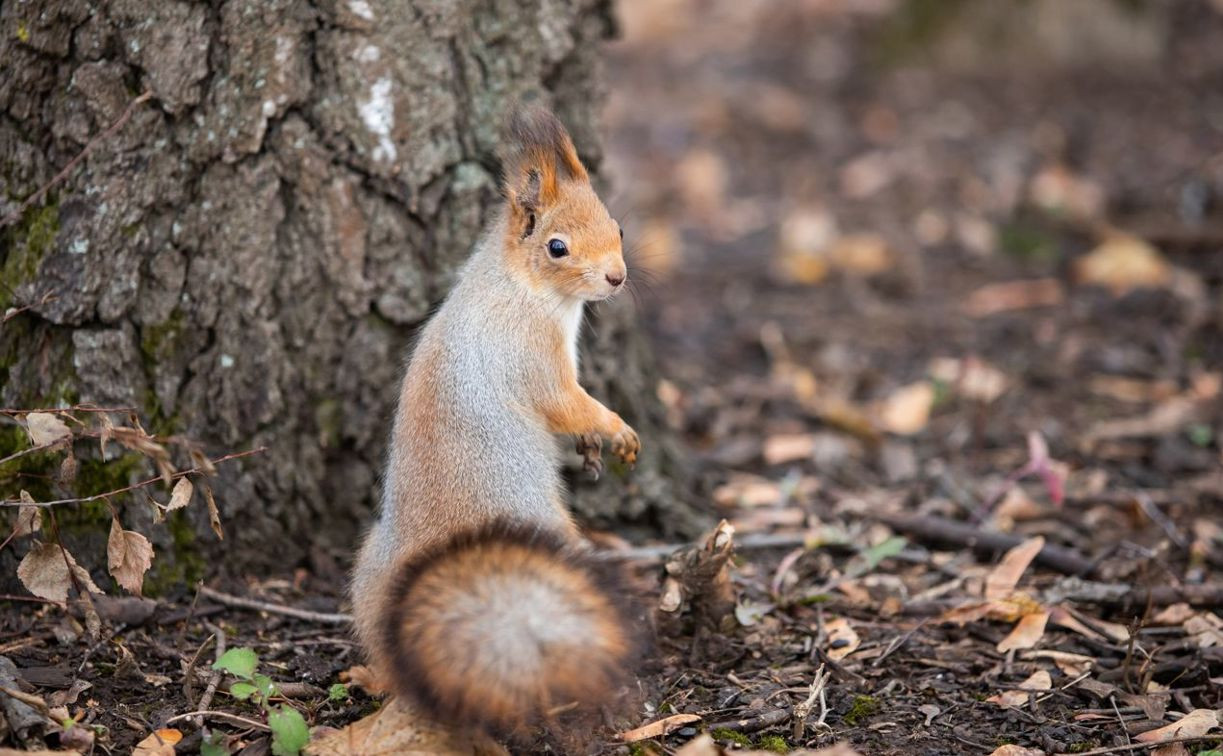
<box><xmin>987</xmin><ymin>746</ymin><xmax>1046</xmax><ymax>756</ymax></box>
<box><xmin>987</xmin><ymin>670</ymin><xmax>1052</xmax><ymax>709</ymax></box>
<box><xmin>997</xmin><ymin>610</ymin><xmax>1049</xmax><ymax>652</ymax></box>
<box><xmin>984</xmin><ymin>536</ymin><xmax>1044</xmax><ymax>600</ymax></box>
<box><xmin>17</xmin><ymin>543</ymin><xmax>99</xmax><ymax>602</ymax></box>
<box><xmin>14</xmin><ymin>490</ymin><xmax>42</xmax><ymax>537</ymax></box>
<box><xmin>1134</xmin><ymin>709</ymin><xmax>1221</xmax><ymax>743</ymax></box>
<box><xmin>111</xmin><ymin>426</ymin><xmax>175</xmax><ymax>485</ymax></box>
<box><xmin>762</xmin><ymin>433</ymin><xmax>815</xmax><ymax>465</ymax></box>
<box><xmin>962</xmin><ymin>278</ymin><xmax>1064</xmax><ymax>318</ymax></box>
<box><xmin>166</xmin><ymin>478</ymin><xmax>193</xmax><ymax>511</ymax></box>
<box><xmin>825</xmin><ymin>617</ymin><xmax>861</xmax><ymax>660</ymax></box>
<box><xmin>132</xmin><ymin>729</ymin><xmax>182</xmax><ymax>756</ymax></box>
<box><xmin>25</xmin><ymin>412</ymin><xmax>71</xmax><ymax>447</ymax></box>
<box><xmin>1022</xmin><ymin>650</ymin><xmax>1094</xmax><ymax>676</ymax></box>
<box><xmin>306</xmin><ymin>695</ymin><xmax>530</xmax><ymax>755</ymax></box>
<box><xmin>1074</xmin><ymin>234</ymin><xmax>1171</xmax><ymax>294</ymax></box>
<box><xmin>107</xmin><ymin>518</ymin><xmax>154</xmax><ymax>596</ymax></box>
<box><xmin>97</xmin><ymin>412</ymin><xmax>113</xmax><ymax>457</ymax></box>
<box><xmin>877</xmin><ymin>381</ymin><xmax>935</xmax><ymax>436</ymax></box>
<box><xmin>57</xmin><ymin>452</ymin><xmax>77</xmax><ymax>486</ymax></box>
<box><xmin>202</xmin><ymin>483</ymin><xmax>224</xmax><ymax>540</ymax></box>
<box><xmin>618</xmin><ymin>713</ymin><xmax>703</xmax><ymax>742</ymax></box>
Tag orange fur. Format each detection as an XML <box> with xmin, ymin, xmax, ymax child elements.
<box><xmin>382</xmin><ymin>524</ymin><xmax>635</xmax><ymax>733</ymax></box>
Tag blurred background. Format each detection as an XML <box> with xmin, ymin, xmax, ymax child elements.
<box><xmin>601</xmin><ymin>0</ymin><xmax>1222</xmax><ymax>524</ymax></box>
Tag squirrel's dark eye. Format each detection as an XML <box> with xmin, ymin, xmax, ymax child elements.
<box><xmin>547</xmin><ymin>238</ymin><xmax>569</xmax><ymax>259</ymax></box>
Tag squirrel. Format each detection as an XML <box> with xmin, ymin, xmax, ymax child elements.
<box><xmin>349</xmin><ymin>103</ymin><xmax>642</xmax><ymax>738</ymax></box>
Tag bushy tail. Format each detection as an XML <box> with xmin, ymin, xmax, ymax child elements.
<box><xmin>380</xmin><ymin>521</ymin><xmax>636</xmax><ymax>733</ymax></box>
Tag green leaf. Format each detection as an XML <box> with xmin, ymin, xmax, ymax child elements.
<box><xmin>861</xmin><ymin>536</ymin><xmax>907</xmax><ymax>571</ymax></box>
<box><xmin>212</xmin><ymin>648</ymin><xmax>258</xmax><ymax>679</ymax></box>
<box><xmin>328</xmin><ymin>683</ymin><xmax>349</xmax><ymax>702</ymax></box>
<box><xmin>268</xmin><ymin>705</ymin><xmax>310</xmax><ymax>756</ymax></box>
<box><xmin>254</xmin><ymin>673</ymin><xmax>278</xmax><ymax>700</ymax></box>
<box><xmin>1186</xmin><ymin>423</ymin><xmax>1213</xmax><ymax>448</ymax></box>
<box><xmin>201</xmin><ymin>731</ymin><xmax>231</xmax><ymax>756</ymax></box>
<box><xmin>229</xmin><ymin>681</ymin><xmax>257</xmax><ymax>701</ymax></box>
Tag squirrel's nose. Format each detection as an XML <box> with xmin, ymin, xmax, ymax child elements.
<box><xmin>605</xmin><ymin>272</ymin><xmax>625</xmax><ymax>287</ymax></box>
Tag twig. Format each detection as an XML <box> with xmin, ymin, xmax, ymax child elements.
<box><xmin>792</xmin><ymin>664</ymin><xmax>830</xmax><ymax>741</ymax></box>
<box><xmin>603</xmin><ymin>531</ymin><xmax>813</xmax><ymax>562</ymax></box>
<box><xmin>1046</xmin><ymin>577</ymin><xmax>1223</xmax><ymax>611</ymax></box>
<box><xmin>0</xmin><ymin>439</ymin><xmax>65</xmax><ymax>467</ymax></box>
<box><xmin>872</xmin><ymin>512</ymin><xmax>1095</xmax><ymax>576</ymax></box>
<box><xmin>164</xmin><ymin>710</ymin><xmax>269</xmax><ymax>731</ymax></box>
<box><xmin>1065</xmin><ymin>735</ymin><xmax>1223</xmax><ymax>755</ymax></box>
<box><xmin>0</xmin><ymin>91</ymin><xmax>153</xmax><ymax>229</ymax></box>
<box><xmin>0</xmin><ymin>405</ymin><xmax>136</xmax><ymax>415</ymax></box>
<box><xmin>199</xmin><ymin>586</ymin><xmax>352</xmax><ymax>625</ymax></box>
<box><xmin>706</xmin><ymin>707</ymin><xmax>791</xmax><ymax>734</ymax></box>
<box><xmin>194</xmin><ymin>622</ymin><xmax>226</xmax><ymax>730</ymax></box>
<box><xmin>0</xmin><ymin>447</ymin><xmax>267</xmax><ymax>507</ymax></box>
<box><xmin>182</xmin><ymin>632</ymin><xmax>215</xmax><ymax>712</ymax></box>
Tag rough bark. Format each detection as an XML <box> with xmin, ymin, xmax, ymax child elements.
<box><xmin>0</xmin><ymin>0</ymin><xmax>703</xmax><ymax>579</ymax></box>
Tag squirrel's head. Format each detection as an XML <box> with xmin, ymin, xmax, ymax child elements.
<box><xmin>500</xmin><ymin>104</ymin><xmax>626</xmax><ymax>302</ymax></box>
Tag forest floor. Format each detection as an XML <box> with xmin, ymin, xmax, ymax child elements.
<box><xmin>3</xmin><ymin>1</ymin><xmax>1223</xmax><ymax>755</ymax></box>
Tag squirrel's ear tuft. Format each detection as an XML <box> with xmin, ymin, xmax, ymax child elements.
<box><xmin>501</xmin><ymin>103</ymin><xmax>589</xmax><ymax>214</ymax></box>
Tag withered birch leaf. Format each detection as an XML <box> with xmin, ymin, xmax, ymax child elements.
<box><xmin>18</xmin><ymin>542</ymin><xmax>99</xmax><ymax>601</ymax></box>
<box><xmin>107</xmin><ymin>518</ymin><xmax>154</xmax><ymax>596</ymax></box>
<box><xmin>15</xmin><ymin>490</ymin><xmax>42</xmax><ymax>537</ymax></box>
<box><xmin>166</xmin><ymin>478</ymin><xmax>193</xmax><ymax>511</ymax></box>
<box><xmin>202</xmin><ymin>484</ymin><xmax>224</xmax><ymax>540</ymax></box>
<box><xmin>25</xmin><ymin>412</ymin><xmax>71</xmax><ymax>446</ymax></box>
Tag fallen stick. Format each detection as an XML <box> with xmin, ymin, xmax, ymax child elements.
<box><xmin>1046</xmin><ymin>577</ymin><xmax>1223</xmax><ymax>611</ymax></box>
<box><xmin>199</xmin><ymin>586</ymin><xmax>351</xmax><ymax>625</ymax></box>
<box><xmin>706</xmin><ymin>707</ymin><xmax>791</xmax><ymax>734</ymax></box>
<box><xmin>872</xmin><ymin>512</ymin><xmax>1095</xmax><ymax>576</ymax></box>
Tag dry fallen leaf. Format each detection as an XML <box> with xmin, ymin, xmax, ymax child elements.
<box><xmin>997</xmin><ymin>609</ymin><xmax>1050</xmax><ymax>653</ymax></box>
<box><xmin>824</xmin><ymin>617</ymin><xmax>861</xmax><ymax>660</ymax></box>
<box><xmin>775</xmin><ymin>207</ymin><xmax>838</xmax><ymax>285</ymax></box>
<box><xmin>1134</xmin><ymin>709</ymin><xmax>1221</xmax><ymax>743</ymax></box>
<box><xmin>132</xmin><ymin>729</ymin><xmax>182</xmax><ymax>756</ymax></box>
<box><xmin>987</xmin><ymin>670</ymin><xmax>1052</xmax><ymax>708</ymax></box>
<box><xmin>1185</xmin><ymin>613</ymin><xmax>1223</xmax><ymax>648</ymax></box>
<box><xmin>985</xmin><ymin>536</ymin><xmax>1045</xmax><ymax>601</ymax></box>
<box><xmin>877</xmin><ymin>381</ymin><xmax>935</xmax><ymax>436</ymax></box>
<box><xmin>25</xmin><ymin>412</ymin><xmax>71</xmax><ymax>447</ymax></box>
<box><xmin>14</xmin><ymin>490</ymin><xmax>42</xmax><ymax>537</ymax></box>
<box><xmin>307</xmin><ymin>695</ymin><xmax>507</xmax><ymax>755</ymax></box>
<box><xmin>1022</xmin><ymin>650</ymin><xmax>1094</xmax><ymax>677</ymax></box>
<box><xmin>166</xmin><ymin>478</ymin><xmax>193</xmax><ymax>511</ymax></box>
<box><xmin>826</xmin><ymin>233</ymin><xmax>894</xmax><ymax>275</ymax></box>
<box><xmin>1150</xmin><ymin>603</ymin><xmax>1196</xmax><ymax>625</ymax></box>
<box><xmin>762</xmin><ymin>433</ymin><xmax>816</xmax><ymax>465</ymax></box>
<box><xmin>928</xmin><ymin>357</ymin><xmax>1008</xmax><ymax>404</ymax></box>
<box><xmin>1074</xmin><ymin>234</ymin><xmax>1171</xmax><ymax>294</ymax></box>
<box><xmin>107</xmin><ymin>518</ymin><xmax>154</xmax><ymax>596</ymax></box>
<box><xmin>17</xmin><ymin>542</ymin><xmax>100</xmax><ymax>602</ymax></box>
<box><xmin>987</xmin><ymin>746</ymin><xmax>1046</xmax><ymax>756</ymax></box>
<box><xmin>617</xmin><ymin>713</ymin><xmax>703</xmax><ymax>742</ymax></box>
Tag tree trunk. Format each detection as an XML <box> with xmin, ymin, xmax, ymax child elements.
<box><xmin>0</xmin><ymin>0</ymin><xmax>704</xmax><ymax>583</ymax></box>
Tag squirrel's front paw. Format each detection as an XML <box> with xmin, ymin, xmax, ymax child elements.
<box><xmin>610</xmin><ymin>425</ymin><xmax>640</xmax><ymax>467</ymax></box>
<box><xmin>576</xmin><ymin>433</ymin><xmax>603</xmax><ymax>480</ymax></box>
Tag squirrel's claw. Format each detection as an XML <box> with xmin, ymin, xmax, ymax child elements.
<box><xmin>610</xmin><ymin>426</ymin><xmax>640</xmax><ymax>468</ymax></box>
<box><xmin>576</xmin><ymin>433</ymin><xmax>603</xmax><ymax>480</ymax></box>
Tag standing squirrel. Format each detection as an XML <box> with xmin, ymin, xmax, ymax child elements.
<box><xmin>350</xmin><ymin>103</ymin><xmax>641</xmax><ymax>736</ymax></box>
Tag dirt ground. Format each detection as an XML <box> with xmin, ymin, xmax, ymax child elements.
<box><xmin>3</xmin><ymin>1</ymin><xmax>1222</xmax><ymax>755</ymax></box>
